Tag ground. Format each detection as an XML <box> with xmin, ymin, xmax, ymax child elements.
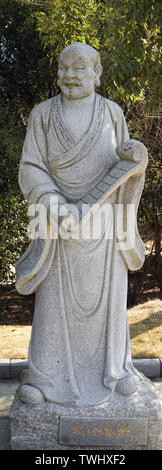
<box><xmin>0</xmin><ymin>284</ymin><xmax>34</xmax><ymax>326</ymax></box>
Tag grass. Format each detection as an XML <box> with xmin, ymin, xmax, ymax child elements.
<box><xmin>0</xmin><ymin>325</ymin><xmax>31</xmax><ymax>359</ymax></box>
<box><xmin>128</xmin><ymin>298</ymin><xmax>162</xmax><ymax>358</ymax></box>
<box><xmin>0</xmin><ymin>299</ymin><xmax>161</xmax><ymax>359</ymax></box>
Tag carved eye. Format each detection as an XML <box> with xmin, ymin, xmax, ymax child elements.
<box><xmin>74</xmin><ymin>65</ymin><xmax>86</xmax><ymax>71</ymax></box>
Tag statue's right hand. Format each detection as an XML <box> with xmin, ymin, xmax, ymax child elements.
<box><xmin>48</xmin><ymin>203</ymin><xmax>69</xmax><ymax>225</ymax></box>
<box><xmin>48</xmin><ymin>202</ymin><xmax>78</xmax><ymax>239</ymax></box>
<box><xmin>59</xmin><ymin>214</ymin><xmax>76</xmax><ymax>238</ymax></box>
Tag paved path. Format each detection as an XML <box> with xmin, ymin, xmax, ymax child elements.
<box><xmin>0</xmin><ymin>379</ymin><xmax>19</xmax><ymax>450</ymax></box>
<box><xmin>0</xmin><ymin>378</ymin><xmax>161</xmax><ymax>450</ymax></box>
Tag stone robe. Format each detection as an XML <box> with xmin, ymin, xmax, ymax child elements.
<box><xmin>16</xmin><ymin>93</ymin><xmax>147</xmax><ymax>406</ymax></box>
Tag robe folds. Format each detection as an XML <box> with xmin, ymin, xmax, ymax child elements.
<box><xmin>16</xmin><ymin>93</ymin><xmax>148</xmax><ymax>406</ymax></box>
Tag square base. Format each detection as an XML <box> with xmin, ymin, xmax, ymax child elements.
<box><xmin>9</xmin><ymin>378</ymin><xmax>161</xmax><ymax>450</ymax></box>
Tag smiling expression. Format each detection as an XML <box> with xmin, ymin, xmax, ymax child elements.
<box><xmin>57</xmin><ymin>48</ymin><xmax>99</xmax><ymax>100</ymax></box>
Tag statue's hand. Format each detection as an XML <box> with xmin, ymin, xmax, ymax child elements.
<box><xmin>48</xmin><ymin>202</ymin><xmax>78</xmax><ymax>238</ymax></box>
<box><xmin>59</xmin><ymin>212</ymin><xmax>79</xmax><ymax>240</ymax></box>
<box><xmin>59</xmin><ymin>205</ymin><xmax>79</xmax><ymax>239</ymax></box>
<box><xmin>116</xmin><ymin>139</ymin><xmax>147</xmax><ymax>163</ymax></box>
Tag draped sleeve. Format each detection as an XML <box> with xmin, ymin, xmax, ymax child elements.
<box><xmin>105</xmin><ymin>99</ymin><xmax>147</xmax><ymax>270</ymax></box>
<box><xmin>16</xmin><ymin>99</ymin><xmax>67</xmax><ymax>295</ymax></box>
<box><xmin>19</xmin><ymin>99</ymin><xmax>67</xmax><ymax>208</ymax></box>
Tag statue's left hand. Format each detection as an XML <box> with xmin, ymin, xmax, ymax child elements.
<box><xmin>116</xmin><ymin>139</ymin><xmax>147</xmax><ymax>163</ymax></box>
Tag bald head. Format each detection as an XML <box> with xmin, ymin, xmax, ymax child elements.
<box><xmin>59</xmin><ymin>42</ymin><xmax>101</xmax><ymax>71</ymax></box>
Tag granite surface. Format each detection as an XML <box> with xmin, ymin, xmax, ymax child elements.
<box><xmin>10</xmin><ymin>42</ymin><xmax>157</xmax><ymax>451</ymax></box>
<box><xmin>10</xmin><ymin>377</ymin><xmax>161</xmax><ymax>450</ymax></box>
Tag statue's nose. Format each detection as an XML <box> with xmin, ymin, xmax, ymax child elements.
<box><xmin>64</xmin><ymin>68</ymin><xmax>75</xmax><ymax>78</ymax></box>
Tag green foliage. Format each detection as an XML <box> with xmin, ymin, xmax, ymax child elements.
<box><xmin>35</xmin><ymin>0</ymin><xmax>101</xmax><ymax>55</ymax></box>
<box><xmin>99</xmin><ymin>0</ymin><xmax>161</xmax><ymax>107</ymax></box>
<box><xmin>0</xmin><ymin>100</ymin><xmax>28</xmax><ymax>282</ymax></box>
<box><xmin>0</xmin><ymin>0</ymin><xmax>56</xmax><ymax>282</ymax></box>
<box><xmin>0</xmin><ymin>0</ymin><xmax>56</xmax><ymax>108</ymax></box>
<box><xmin>0</xmin><ymin>193</ymin><xmax>28</xmax><ymax>282</ymax></box>
<box><xmin>35</xmin><ymin>0</ymin><xmax>161</xmax><ymax>108</ymax></box>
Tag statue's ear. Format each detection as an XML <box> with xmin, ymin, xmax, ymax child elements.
<box><xmin>94</xmin><ymin>64</ymin><xmax>102</xmax><ymax>87</ymax></box>
<box><xmin>95</xmin><ymin>63</ymin><xmax>103</xmax><ymax>77</ymax></box>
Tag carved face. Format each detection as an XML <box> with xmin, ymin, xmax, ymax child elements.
<box><xmin>58</xmin><ymin>50</ymin><xmax>98</xmax><ymax>100</ymax></box>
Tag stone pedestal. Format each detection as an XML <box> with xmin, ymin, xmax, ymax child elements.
<box><xmin>10</xmin><ymin>378</ymin><xmax>161</xmax><ymax>450</ymax></box>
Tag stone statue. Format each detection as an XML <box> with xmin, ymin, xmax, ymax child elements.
<box><xmin>16</xmin><ymin>42</ymin><xmax>148</xmax><ymax>406</ymax></box>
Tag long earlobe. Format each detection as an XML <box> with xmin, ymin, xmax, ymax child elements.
<box><xmin>94</xmin><ymin>76</ymin><xmax>100</xmax><ymax>87</ymax></box>
<box><xmin>94</xmin><ymin>63</ymin><xmax>102</xmax><ymax>87</ymax></box>
<box><xmin>95</xmin><ymin>64</ymin><xmax>103</xmax><ymax>76</ymax></box>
